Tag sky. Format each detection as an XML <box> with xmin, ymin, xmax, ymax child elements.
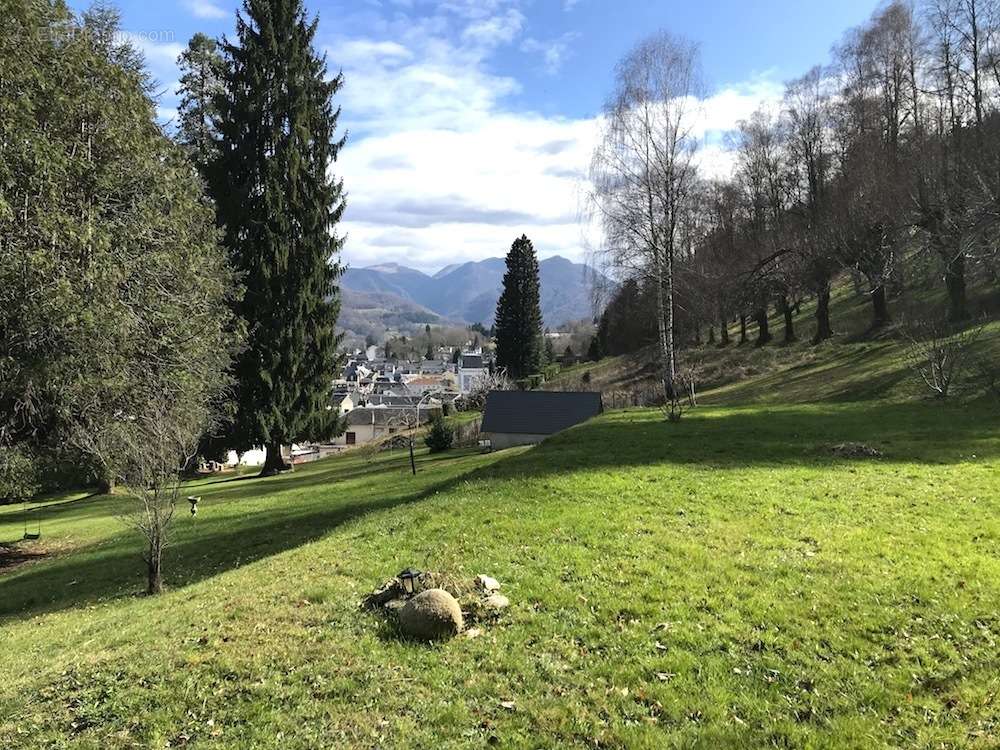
<box><xmin>71</xmin><ymin>0</ymin><xmax>879</xmax><ymax>274</ymax></box>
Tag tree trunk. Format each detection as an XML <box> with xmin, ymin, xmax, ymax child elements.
<box><xmin>944</xmin><ymin>251</ymin><xmax>970</xmax><ymax>322</ymax></box>
<box><xmin>755</xmin><ymin>307</ymin><xmax>772</xmax><ymax>347</ymax></box>
<box><xmin>780</xmin><ymin>296</ymin><xmax>796</xmax><ymax>344</ymax></box>
<box><xmin>738</xmin><ymin>315</ymin><xmax>747</xmax><ymax>345</ymax></box>
<box><xmin>654</xmin><ymin>250</ymin><xmax>676</xmax><ymax>400</ymax></box>
<box><xmin>260</xmin><ymin>440</ymin><xmax>292</xmax><ymax>476</ymax></box>
<box><xmin>812</xmin><ymin>285</ymin><xmax>833</xmax><ymax>345</ymax></box>
<box><xmin>708</xmin><ymin>326</ymin><xmax>716</xmax><ymax>345</ymax></box>
<box><xmin>870</xmin><ymin>285</ymin><xmax>890</xmax><ymax>329</ymax></box>
<box><xmin>147</xmin><ymin>550</ymin><xmax>163</xmax><ymax>595</ymax></box>
<box><xmin>97</xmin><ymin>475</ymin><xmax>116</xmax><ymax>495</ymax></box>
<box><xmin>719</xmin><ymin>316</ymin><xmax>730</xmax><ymax>346</ymax></box>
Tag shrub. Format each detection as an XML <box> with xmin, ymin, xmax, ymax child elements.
<box><xmin>424</xmin><ymin>416</ymin><xmax>455</xmax><ymax>453</ymax></box>
<box><xmin>902</xmin><ymin>315</ymin><xmax>985</xmax><ymax>399</ymax></box>
<box><xmin>0</xmin><ymin>447</ymin><xmax>39</xmax><ymax>506</ymax></box>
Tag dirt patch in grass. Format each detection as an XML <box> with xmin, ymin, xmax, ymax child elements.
<box><xmin>827</xmin><ymin>442</ymin><xmax>884</xmax><ymax>459</ymax></box>
<box><xmin>0</xmin><ymin>541</ymin><xmax>54</xmax><ymax>576</ymax></box>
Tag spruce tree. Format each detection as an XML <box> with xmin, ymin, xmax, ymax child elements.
<box><xmin>215</xmin><ymin>0</ymin><xmax>345</xmax><ymax>474</ymax></box>
<box><xmin>176</xmin><ymin>33</ymin><xmax>225</xmax><ymax>175</ymax></box>
<box><xmin>494</xmin><ymin>235</ymin><xmax>544</xmax><ymax>380</ymax></box>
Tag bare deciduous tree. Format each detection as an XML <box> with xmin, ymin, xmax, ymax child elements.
<box><xmin>902</xmin><ymin>314</ymin><xmax>985</xmax><ymax>397</ymax></box>
<box><xmin>590</xmin><ymin>31</ymin><xmax>703</xmax><ymax>408</ymax></box>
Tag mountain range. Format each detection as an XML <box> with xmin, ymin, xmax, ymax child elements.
<box><xmin>341</xmin><ymin>256</ymin><xmax>605</xmax><ymax>329</ymax></box>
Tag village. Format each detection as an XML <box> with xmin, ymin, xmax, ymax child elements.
<box><xmin>211</xmin><ymin>336</ymin><xmax>599</xmax><ymax>470</ymax></box>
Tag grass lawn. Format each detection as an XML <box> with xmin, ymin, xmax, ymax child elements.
<box><xmin>2</xmin><ymin>399</ymin><xmax>999</xmax><ymax>748</ymax></box>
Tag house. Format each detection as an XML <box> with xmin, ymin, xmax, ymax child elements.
<box><xmin>457</xmin><ymin>352</ymin><xmax>487</xmax><ymax>393</ymax></box>
<box><xmin>331</xmin><ymin>391</ymin><xmax>358</xmax><ymax>414</ymax></box>
<box><xmin>330</xmin><ymin>405</ymin><xmax>442</xmax><ymax>448</ymax></box>
<box><xmin>481</xmin><ymin>391</ymin><xmax>603</xmax><ymax>450</ymax></box>
<box><xmin>403</xmin><ymin>371</ymin><xmax>459</xmax><ymax>394</ymax></box>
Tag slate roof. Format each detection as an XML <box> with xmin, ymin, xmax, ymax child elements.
<box><xmin>459</xmin><ymin>354</ymin><xmax>484</xmax><ymax>369</ymax></box>
<box><xmin>481</xmin><ymin>391</ymin><xmax>603</xmax><ymax>436</ymax></box>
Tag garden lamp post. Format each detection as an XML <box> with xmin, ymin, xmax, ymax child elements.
<box><xmin>398</xmin><ymin>568</ymin><xmax>422</xmax><ymax>596</ymax></box>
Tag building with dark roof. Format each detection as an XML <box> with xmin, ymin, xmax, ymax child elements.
<box><xmin>481</xmin><ymin>391</ymin><xmax>603</xmax><ymax>450</ymax></box>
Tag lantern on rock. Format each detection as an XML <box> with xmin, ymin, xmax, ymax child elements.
<box><xmin>398</xmin><ymin>568</ymin><xmax>422</xmax><ymax>596</ymax></box>
<box><xmin>188</xmin><ymin>496</ymin><xmax>200</xmax><ymax>516</ymax></box>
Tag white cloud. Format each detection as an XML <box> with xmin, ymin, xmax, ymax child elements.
<box><xmin>461</xmin><ymin>8</ymin><xmax>524</xmax><ymax>48</ymax></box>
<box><xmin>117</xmin><ymin>2</ymin><xmax>785</xmax><ymax>275</ymax></box>
<box><xmin>694</xmin><ymin>75</ymin><xmax>785</xmax><ymax>178</ymax></box>
<box><xmin>521</xmin><ymin>32</ymin><xmax>580</xmax><ymax>75</ymax></box>
<box><xmin>338</xmin><ymin>115</ymin><xmax>600</xmax><ymax>271</ymax></box>
<box><xmin>333</xmin><ymin>58</ymin><xmax>784</xmax><ymax>272</ymax></box>
<box><xmin>182</xmin><ymin>0</ymin><xmax>228</xmax><ymax>20</ymax></box>
<box><xmin>124</xmin><ymin>32</ymin><xmax>184</xmax><ymax>70</ymax></box>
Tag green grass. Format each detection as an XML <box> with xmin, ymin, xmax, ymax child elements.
<box><xmin>3</xmin><ymin>399</ymin><xmax>1000</xmax><ymax>748</ymax></box>
<box><xmin>550</xmin><ymin>279</ymin><xmax>1000</xmax><ymax>409</ymax></box>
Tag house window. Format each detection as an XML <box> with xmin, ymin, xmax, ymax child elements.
<box><xmin>346</xmin><ymin>432</ymin><xmax>356</xmax><ymax>445</ymax></box>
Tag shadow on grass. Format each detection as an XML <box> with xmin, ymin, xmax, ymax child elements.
<box><xmin>2</xmin><ymin>400</ymin><xmax>995</xmax><ymax>622</ymax></box>
<box><xmin>0</xmin><ymin>449</ymin><xmax>503</xmax><ymax>621</ymax></box>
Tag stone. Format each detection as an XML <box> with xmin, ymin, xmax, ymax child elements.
<box><xmin>475</xmin><ymin>574</ymin><xmax>501</xmax><ymax>592</ymax></box>
<box><xmin>362</xmin><ymin>578</ymin><xmax>404</xmax><ymax>610</ymax></box>
<box><xmin>483</xmin><ymin>593</ymin><xmax>510</xmax><ymax>610</ymax></box>
<box><xmin>398</xmin><ymin>588</ymin><xmax>464</xmax><ymax>640</ymax></box>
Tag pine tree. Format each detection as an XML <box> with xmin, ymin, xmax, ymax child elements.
<box><xmin>176</xmin><ymin>33</ymin><xmax>225</xmax><ymax>175</ymax></box>
<box><xmin>214</xmin><ymin>0</ymin><xmax>346</xmax><ymax>475</ymax></box>
<box><xmin>494</xmin><ymin>235</ymin><xmax>544</xmax><ymax>380</ymax></box>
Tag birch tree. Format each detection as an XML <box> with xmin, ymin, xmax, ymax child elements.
<box><xmin>590</xmin><ymin>31</ymin><xmax>702</xmax><ymax>406</ymax></box>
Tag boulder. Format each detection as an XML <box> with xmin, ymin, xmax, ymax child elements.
<box><xmin>398</xmin><ymin>588</ymin><xmax>464</xmax><ymax>640</ymax></box>
<box><xmin>483</xmin><ymin>593</ymin><xmax>510</xmax><ymax>611</ymax></box>
<box><xmin>475</xmin><ymin>574</ymin><xmax>501</xmax><ymax>592</ymax></box>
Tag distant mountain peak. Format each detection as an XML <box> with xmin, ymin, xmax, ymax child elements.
<box><xmin>362</xmin><ymin>262</ymin><xmax>424</xmax><ymax>276</ymax></box>
<box><xmin>342</xmin><ymin>254</ymin><xmax>606</xmax><ymax>328</ymax></box>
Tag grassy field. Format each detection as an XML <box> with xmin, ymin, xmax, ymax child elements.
<box><xmin>3</xmin><ymin>397</ymin><xmax>999</xmax><ymax>748</ymax></box>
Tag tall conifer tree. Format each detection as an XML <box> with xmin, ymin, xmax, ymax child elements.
<box><xmin>214</xmin><ymin>0</ymin><xmax>345</xmax><ymax>474</ymax></box>
<box><xmin>494</xmin><ymin>235</ymin><xmax>544</xmax><ymax>380</ymax></box>
<box><xmin>177</xmin><ymin>33</ymin><xmax>225</xmax><ymax>175</ymax></box>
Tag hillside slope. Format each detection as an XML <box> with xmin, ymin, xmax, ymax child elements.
<box><xmin>551</xmin><ymin>278</ymin><xmax>1000</xmax><ymax>406</ymax></box>
<box><xmin>2</xmin><ymin>400</ymin><xmax>999</xmax><ymax>747</ymax></box>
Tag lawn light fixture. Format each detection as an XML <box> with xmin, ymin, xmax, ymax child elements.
<box><xmin>398</xmin><ymin>567</ymin><xmax>422</xmax><ymax>596</ymax></box>
<box><xmin>188</xmin><ymin>496</ymin><xmax>200</xmax><ymax>516</ymax></box>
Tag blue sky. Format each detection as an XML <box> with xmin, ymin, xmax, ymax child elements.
<box><xmin>73</xmin><ymin>0</ymin><xmax>880</xmax><ymax>273</ymax></box>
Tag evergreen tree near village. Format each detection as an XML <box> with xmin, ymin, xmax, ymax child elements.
<box><xmin>494</xmin><ymin>235</ymin><xmax>544</xmax><ymax>381</ymax></box>
<box><xmin>210</xmin><ymin>0</ymin><xmax>346</xmax><ymax>475</ymax></box>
